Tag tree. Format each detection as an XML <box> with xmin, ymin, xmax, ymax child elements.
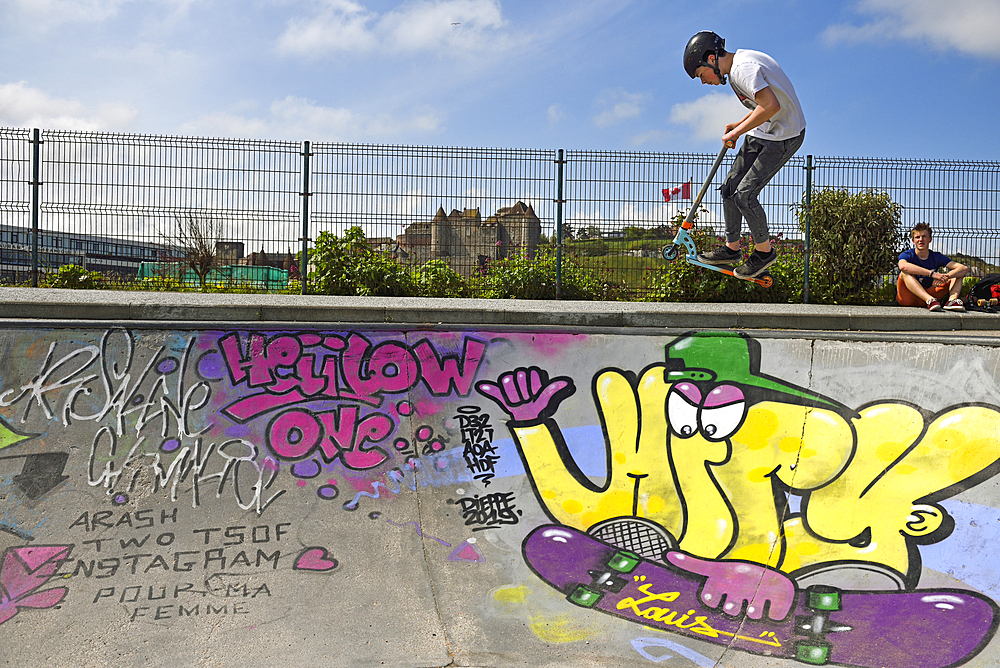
<box><xmin>166</xmin><ymin>214</ymin><xmax>221</xmax><ymax>291</ymax></box>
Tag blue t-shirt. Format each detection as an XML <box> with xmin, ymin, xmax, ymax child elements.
<box><xmin>899</xmin><ymin>248</ymin><xmax>951</xmax><ymax>288</ymax></box>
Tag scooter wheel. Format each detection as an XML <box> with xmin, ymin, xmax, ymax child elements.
<box><xmin>661</xmin><ymin>245</ymin><xmax>679</xmax><ymax>261</ymax></box>
<box><xmin>758</xmin><ymin>275</ymin><xmax>773</xmax><ymax>288</ymax></box>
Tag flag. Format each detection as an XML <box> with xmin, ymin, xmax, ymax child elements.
<box><xmin>661</xmin><ymin>182</ymin><xmax>691</xmax><ymax>203</ymax></box>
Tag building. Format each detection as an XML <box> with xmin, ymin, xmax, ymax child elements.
<box><xmin>240</xmin><ymin>246</ymin><xmax>296</xmax><ymax>273</ymax></box>
<box><xmin>0</xmin><ymin>223</ymin><xmax>173</xmax><ymax>280</ymax></box>
<box><xmin>0</xmin><ymin>224</ymin><xmax>295</xmax><ymax>289</ymax></box>
<box><xmin>395</xmin><ymin>201</ymin><xmax>541</xmax><ymax>276</ymax></box>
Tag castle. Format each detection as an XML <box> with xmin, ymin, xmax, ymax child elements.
<box><xmin>395</xmin><ymin>201</ymin><xmax>541</xmax><ymax>276</ymax></box>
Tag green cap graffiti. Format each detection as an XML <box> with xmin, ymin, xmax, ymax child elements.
<box><xmin>664</xmin><ymin>332</ymin><xmax>848</xmax><ymax>413</ymax></box>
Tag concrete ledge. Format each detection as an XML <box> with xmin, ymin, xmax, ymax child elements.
<box><xmin>2</xmin><ymin>287</ymin><xmax>1000</xmax><ymax>333</ymax></box>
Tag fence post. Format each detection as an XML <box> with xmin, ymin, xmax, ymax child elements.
<box><xmin>29</xmin><ymin>128</ymin><xmax>42</xmax><ymax>287</ymax></box>
<box><xmin>299</xmin><ymin>140</ymin><xmax>312</xmax><ymax>296</ymax></box>
<box><xmin>555</xmin><ymin>149</ymin><xmax>565</xmax><ymax>299</ymax></box>
<box><xmin>803</xmin><ymin>155</ymin><xmax>813</xmax><ymax>304</ymax></box>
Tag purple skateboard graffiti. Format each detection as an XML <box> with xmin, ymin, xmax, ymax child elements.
<box><xmin>523</xmin><ymin>525</ymin><xmax>999</xmax><ymax>668</ymax></box>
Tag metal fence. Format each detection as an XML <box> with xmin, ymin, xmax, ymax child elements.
<box><xmin>1</xmin><ymin>127</ymin><xmax>997</xmax><ymax>301</ymax></box>
<box><xmin>810</xmin><ymin>156</ymin><xmax>1000</xmax><ymax>268</ymax></box>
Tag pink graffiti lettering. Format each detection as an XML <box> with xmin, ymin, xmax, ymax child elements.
<box><xmin>340</xmin><ymin>336</ymin><xmax>419</xmax><ymax>399</ymax></box>
<box><xmin>413</xmin><ymin>337</ymin><xmax>487</xmax><ymax>396</ymax></box>
<box><xmin>219</xmin><ymin>332</ymin><xmax>488</xmax><ymax>422</ymax></box>
<box><xmin>266</xmin><ymin>407</ymin><xmax>394</xmax><ymax>470</ymax></box>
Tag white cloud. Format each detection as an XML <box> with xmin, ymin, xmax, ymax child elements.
<box><xmin>379</xmin><ymin>0</ymin><xmax>505</xmax><ymax>51</ymax></box>
<box><xmin>4</xmin><ymin>0</ymin><xmax>198</xmax><ymax>24</ymax></box>
<box><xmin>547</xmin><ymin>104</ymin><xmax>565</xmax><ymax>125</ymax></box>
<box><xmin>630</xmin><ymin>129</ymin><xmax>666</xmax><ymax>146</ymax></box>
<box><xmin>668</xmin><ymin>92</ymin><xmax>746</xmax><ymax>143</ymax></box>
<box><xmin>276</xmin><ymin>0</ymin><xmax>509</xmax><ymax>57</ymax></box>
<box><xmin>823</xmin><ymin>0</ymin><xmax>1000</xmax><ymax>57</ymax></box>
<box><xmin>592</xmin><ymin>89</ymin><xmax>646</xmax><ymax>128</ymax></box>
<box><xmin>0</xmin><ymin>81</ymin><xmax>137</xmax><ymax>130</ymax></box>
<box><xmin>179</xmin><ymin>95</ymin><xmax>444</xmax><ymax>141</ymax></box>
<box><xmin>5</xmin><ymin>0</ymin><xmax>130</xmax><ymax>22</ymax></box>
<box><xmin>276</xmin><ymin>0</ymin><xmax>378</xmax><ymax>55</ymax></box>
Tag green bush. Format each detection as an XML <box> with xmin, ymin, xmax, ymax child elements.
<box><xmin>310</xmin><ymin>227</ymin><xmax>417</xmax><ymax>297</ymax></box>
<box><xmin>415</xmin><ymin>259</ymin><xmax>468</xmax><ymax>298</ymax></box>
<box><xmin>136</xmin><ymin>276</ymin><xmax>185</xmax><ymax>292</ymax></box>
<box><xmin>799</xmin><ymin>188</ymin><xmax>904</xmax><ymax>304</ymax></box>
<box><xmin>470</xmin><ymin>247</ymin><xmax>626</xmax><ymax>301</ymax></box>
<box><xmin>42</xmin><ymin>264</ymin><xmax>102</xmax><ymax>290</ymax></box>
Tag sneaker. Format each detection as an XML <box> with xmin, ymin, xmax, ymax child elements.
<box><xmin>927</xmin><ymin>299</ymin><xmax>942</xmax><ymax>312</ymax></box>
<box><xmin>697</xmin><ymin>245</ymin><xmax>741</xmax><ymax>265</ymax></box>
<box><xmin>943</xmin><ymin>298</ymin><xmax>966</xmax><ymax>312</ymax></box>
<box><xmin>734</xmin><ymin>249</ymin><xmax>777</xmax><ymax>278</ymax></box>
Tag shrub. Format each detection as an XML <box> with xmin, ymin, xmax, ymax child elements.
<box><xmin>416</xmin><ymin>259</ymin><xmax>468</xmax><ymax>298</ymax></box>
<box><xmin>798</xmin><ymin>188</ymin><xmax>904</xmax><ymax>304</ymax></box>
<box><xmin>310</xmin><ymin>227</ymin><xmax>416</xmax><ymax>297</ymax></box>
<box><xmin>42</xmin><ymin>264</ymin><xmax>102</xmax><ymax>290</ymax></box>
<box><xmin>471</xmin><ymin>247</ymin><xmax>626</xmax><ymax>301</ymax></box>
<box><xmin>137</xmin><ymin>276</ymin><xmax>185</xmax><ymax>292</ymax></box>
<box><xmin>471</xmin><ymin>249</ymin><xmax>559</xmax><ymax>299</ymax></box>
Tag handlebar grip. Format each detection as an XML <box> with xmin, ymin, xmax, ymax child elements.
<box><xmin>724</xmin><ymin>139</ymin><xmax>736</xmax><ymax>149</ymax></box>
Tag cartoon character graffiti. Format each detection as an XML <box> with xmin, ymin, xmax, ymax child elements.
<box><xmin>478</xmin><ymin>332</ymin><xmax>1000</xmax><ymax>667</ymax></box>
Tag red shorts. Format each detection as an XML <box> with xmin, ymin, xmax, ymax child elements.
<box><xmin>896</xmin><ymin>274</ymin><xmax>949</xmax><ymax>307</ymax></box>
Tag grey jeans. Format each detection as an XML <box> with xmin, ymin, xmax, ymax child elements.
<box><xmin>721</xmin><ymin>130</ymin><xmax>805</xmax><ymax>245</ymax></box>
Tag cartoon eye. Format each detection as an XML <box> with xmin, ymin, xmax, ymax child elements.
<box><xmin>703</xmin><ymin>384</ymin><xmax>744</xmax><ymax>408</ymax></box>
<box><xmin>699</xmin><ymin>401</ymin><xmax>747</xmax><ymax>441</ymax></box>
<box><xmin>667</xmin><ymin>387</ymin><xmax>700</xmax><ymax>438</ymax></box>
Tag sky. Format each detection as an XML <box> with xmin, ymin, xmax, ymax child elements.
<box><xmin>0</xmin><ymin>0</ymin><xmax>998</xmax><ymax>161</ymax></box>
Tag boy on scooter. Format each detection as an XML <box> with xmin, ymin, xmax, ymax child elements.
<box><xmin>684</xmin><ymin>31</ymin><xmax>805</xmax><ymax>279</ymax></box>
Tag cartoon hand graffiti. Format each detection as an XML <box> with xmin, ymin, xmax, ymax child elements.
<box><xmin>476</xmin><ymin>367</ymin><xmax>575</xmax><ymax>423</ymax></box>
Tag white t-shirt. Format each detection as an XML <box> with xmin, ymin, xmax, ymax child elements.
<box><xmin>728</xmin><ymin>49</ymin><xmax>805</xmax><ymax>142</ymax></box>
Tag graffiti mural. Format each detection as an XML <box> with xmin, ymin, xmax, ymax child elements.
<box><xmin>1</xmin><ymin>326</ymin><xmax>1000</xmax><ymax>667</ymax></box>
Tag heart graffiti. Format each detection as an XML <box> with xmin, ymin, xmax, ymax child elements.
<box><xmin>293</xmin><ymin>547</ymin><xmax>339</xmax><ymax>572</ymax></box>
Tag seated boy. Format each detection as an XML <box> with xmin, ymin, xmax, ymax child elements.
<box><xmin>896</xmin><ymin>223</ymin><xmax>968</xmax><ymax>311</ymax></box>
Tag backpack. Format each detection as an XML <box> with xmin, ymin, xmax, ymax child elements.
<box><xmin>965</xmin><ymin>274</ymin><xmax>1000</xmax><ymax>312</ymax></box>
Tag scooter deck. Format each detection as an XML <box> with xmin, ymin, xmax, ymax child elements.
<box><xmin>688</xmin><ymin>254</ymin><xmax>773</xmax><ymax>288</ymax></box>
<box><xmin>661</xmin><ymin>244</ymin><xmax>773</xmax><ymax>288</ymax></box>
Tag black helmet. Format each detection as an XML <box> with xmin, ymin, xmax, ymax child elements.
<box><xmin>684</xmin><ymin>31</ymin><xmax>726</xmax><ymax>83</ymax></box>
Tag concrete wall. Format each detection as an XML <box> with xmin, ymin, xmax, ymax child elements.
<box><xmin>2</xmin><ymin>322</ymin><xmax>1000</xmax><ymax>667</ymax></box>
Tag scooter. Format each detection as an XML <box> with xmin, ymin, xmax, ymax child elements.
<box><xmin>660</xmin><ymin>141</ymin><xmax>773</xmax><ymax>288</ymax></box>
